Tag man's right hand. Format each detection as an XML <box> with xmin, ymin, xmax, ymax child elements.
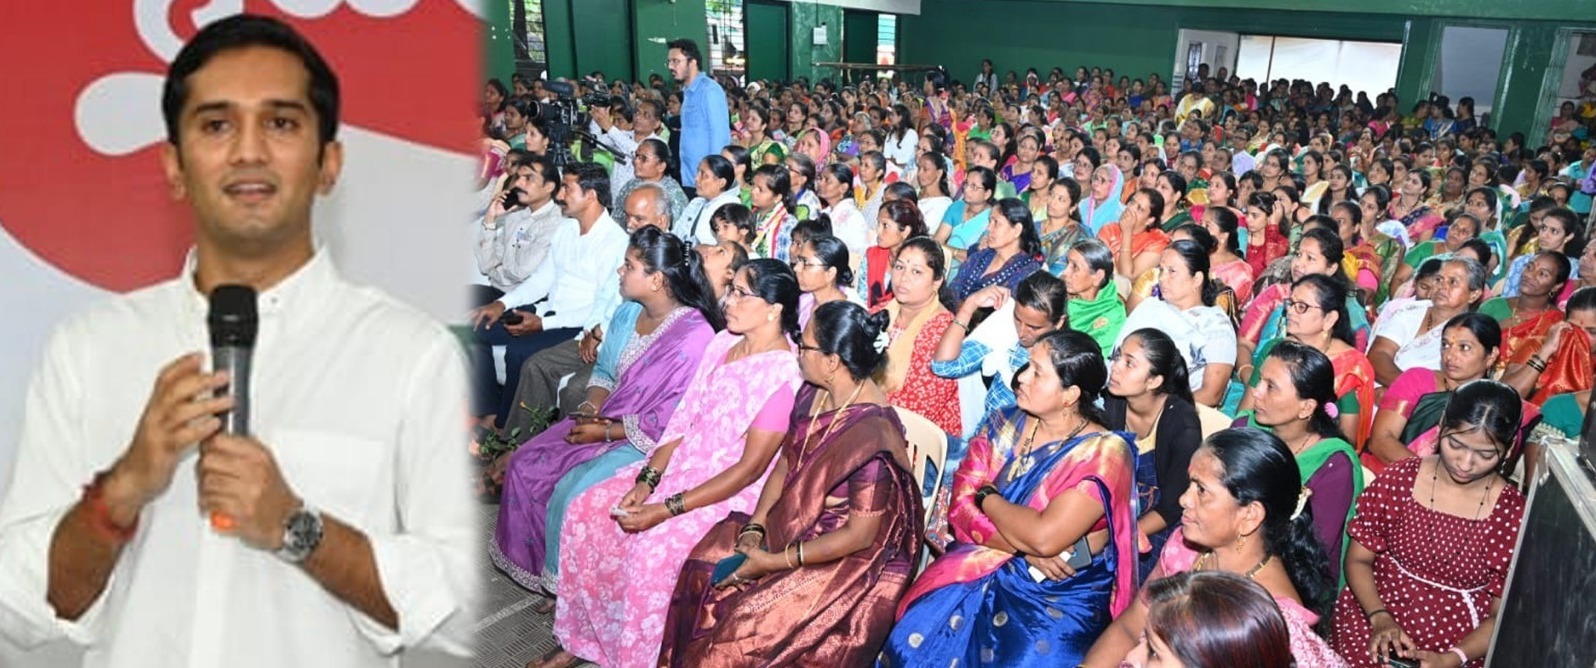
<box><xmin>578</xmin><ymin>326</ymin><xmax>603</xmax><ymax>363</ymax></box>
<box><xmin>105</xmin><ymin>353</ymin><xmax>232</xmax><ymax>522</ymax></box>
<box><xmin>470</xmin><ymin>301</ymin><xmax>507</xmax><ymax>329</ymax></box>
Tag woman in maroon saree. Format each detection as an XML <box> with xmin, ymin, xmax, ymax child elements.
<box><xmin>659</xmin><ymin>301</ymin><xmax>923</xmax><ymax>667</ymax></box>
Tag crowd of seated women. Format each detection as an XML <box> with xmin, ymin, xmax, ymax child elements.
<box><xmin>471</xmin><ymin>59</ymin><xmax>1596</xmax><ymax>667</ymax></box>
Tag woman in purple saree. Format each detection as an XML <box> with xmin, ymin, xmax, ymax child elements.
<box><xmin>490</xmin><ymin>228</ymin><xmax>722</xmax><ymax>596</ymax></box>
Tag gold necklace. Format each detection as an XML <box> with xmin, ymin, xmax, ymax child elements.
<box><xmin>1197</xmin><ymin>551</ymin><xmax>1272</xmax><ymax>579</ymax></box>
<box><xmin>797</xmin><ymin>384</ymin><xmax>866</xmax><ymax>461</ymax></box>
<box><xmin>1009</xmin><ymin>414</ymin><xmax>1088</xmax><ymax>482</ymax></box>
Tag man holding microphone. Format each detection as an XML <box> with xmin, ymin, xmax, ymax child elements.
<box><xmin>0</xmin><ymin>15</ymin><xmax>477</xmax><ymax>667</ymax></box>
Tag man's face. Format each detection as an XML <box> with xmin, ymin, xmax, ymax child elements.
<box><xmin>513</xmin><ymin>165</ymin><xmax>555</xmax><ymax>207</ymax></box>
<box><xmin>634</xmin><ymin>105</ymin><xmax>660</xmax><ymax>136</ymax></box>
<box><xmin>162</xmin><ymin>45</ymin><xmax>340</xmax><ymax>257</ymax></box>
<box><xmin>667</xmin><ymin>48</ymin><xmax>691</xmax><ymax>83</ymax></box>
<box><xmin>623</xmin><ymin>190</ymin><xmax>668</xmax><ymax>232</ymax></box>
<box><xmin>557</xmin><ymin>174</ymin><xmax>589</xmax><ymax>217</ymax></box>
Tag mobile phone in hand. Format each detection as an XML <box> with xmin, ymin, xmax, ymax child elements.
<box><xmin>1385</xmin><ymin>657</ymin><xmax>1419</xmax><ymax>668</ymax></box>
<box><xmin>500</xmin><ymin>310</ymin><xmax>524</xmax><ymax>326</ymax></box>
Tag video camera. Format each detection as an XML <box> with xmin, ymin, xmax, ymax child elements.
<box><xmin>527</xmin><ymin>80</ymin><xmax>619</xmax><ymax>168</ymax></box>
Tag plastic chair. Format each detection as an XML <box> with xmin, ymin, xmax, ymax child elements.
<box><xmin>1196</xmin><ymin>403</ymin><xmax>1235</xmax><ymax>439</ymax></box>
<box><xmin>894</xmin><ymin>407</ymin><xmax>948</xmax><ymax>529</ymax></box>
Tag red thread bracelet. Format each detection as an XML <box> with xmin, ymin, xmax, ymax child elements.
<box><xmin>82</xmin><ymin>471</ymin><xmax>138</xmax><ymax>545</ymax></box>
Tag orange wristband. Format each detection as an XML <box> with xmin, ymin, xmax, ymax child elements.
<box><xmin>82</xmin><ymin>471</ymin><xmax>138</xmax><ymax>545</ymax></box>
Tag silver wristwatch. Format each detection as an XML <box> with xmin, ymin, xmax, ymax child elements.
<box><xmin>276</xmin><ymin>502</ymin><xmax>324</xmax><ymax>564</ymax></box>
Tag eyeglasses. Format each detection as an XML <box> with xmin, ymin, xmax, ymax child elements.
<box><xmin>796</xmin><ymin>342</ymin><xmax>824</xmax><ymax>355</ymax></box>
<box><xmin>790</xmin><ymin>258</ymin><xmax>826</xmax><ymax>270</ymax></box>
<box><xmin>726</xmin><ymin>285</ymin><xmax>757</xmax><ymax>302</ymax></box>
<box><xmin>1282</xmin><ymin>299</ymin><xmax>1324</xmax><ymax>315</ymax></box>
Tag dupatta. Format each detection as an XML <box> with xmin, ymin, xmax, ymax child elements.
<box><xmin>1068</xmin><ymin>285</ymin><xmax>1127</xmax><ymax>358</ymax></box>
<box><xmin>881</xmin><ymin>300</ymin><xmax>946</xmax><ymax>395</ymax></box>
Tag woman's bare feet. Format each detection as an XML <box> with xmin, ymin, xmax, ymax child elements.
<box><xmin>526</xmin><ymin>647</ymin><xmax>581</xmax><ymax>668</ymax></box>
<box><xmin>531</xmin><ymin>595</ymin><xmax>556</xmax><ymax>615</ymax></box>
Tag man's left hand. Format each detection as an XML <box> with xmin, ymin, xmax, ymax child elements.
<box><xmin>197</xmin><ymin>434</ymin><xmax>300</xmax><ymax>551</ymax></box>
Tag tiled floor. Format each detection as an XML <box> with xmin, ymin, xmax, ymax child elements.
<box><xmin>473</xmin><ymin>500</ymin><xmax>601</xmax><ymax>668</ymax></box>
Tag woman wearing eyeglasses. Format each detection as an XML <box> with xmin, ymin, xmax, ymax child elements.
<box><xmin>1239</xmin><ymin>274</ymin><xmax>1376</xmax><ymax>448</ymax></box>
<box><xmin>538</xmin><ymin>259</ymin><xmax>803</xmax><ymax>668</ymax></box>
<box><xmin>791</xmin><ymin>233</ymin><xmax>865</xmax><ymax>332</ymax></box>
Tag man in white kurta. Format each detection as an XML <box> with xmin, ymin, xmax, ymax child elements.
<box><xmin>0</xmin><ymin>15</ymin><xmax>476</xmax><ymax>668</ymax></box>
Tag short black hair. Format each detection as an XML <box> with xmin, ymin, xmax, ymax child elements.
<box><xmin>667</xmin><ymin>39</ymin><xmax>703</xmax><ymax>68</ymax></box>
<box><xmin>564</xmin><ymin>162</ymin><xmax>612</xmax><ymax>212</ymax></box>
<box><xmin>162</xmin><ymin>14</ymin><xmax>340</xmax><ymax>147</ymax></box>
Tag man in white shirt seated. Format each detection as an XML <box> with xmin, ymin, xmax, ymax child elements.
<box><xmin>0</xmin><ymin>16</ymin><xmax>476</xmax><ymax>667</ymax></box>
<box><xmin>611</xmin><ymin>138</ymin><xmax>689</xmax><ymax>227</ymax></box>
<box><xmin>470</xmin><ymin>162</ymin><xmax>628</xmax><ymax>429</ymax></box>
<box><xmin>473</xmin><ymin>153</ymin><xmax>567</xmax><ymax>304</ymax></box>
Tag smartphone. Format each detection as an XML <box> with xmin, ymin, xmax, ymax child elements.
<box><xmin>1065</xmin><ymin>536</ymin><xmax>1092</xmax><ymax>569</ymax></box>
<box><xmin>500</xmin><ymin>310</ymin><xmax>524</xmax><ymax>326</ymax></box>
<box><xmin>711</xmin><ymin>553</ymin><xmax>748</xmax><ymax>585</ymax></box>
<box><xmin>1385</xmin><ymin>658</ymin><xmax>1419</xmax><ymax>668</ymax></box>
<box><xmin>502</xmin><ymin>187</ymin><xmax>524</xmax><ymax>210</ymax></box>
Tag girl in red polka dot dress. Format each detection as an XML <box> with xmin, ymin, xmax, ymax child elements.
<box><xmin>1330</xmin><ymin>380</ymin><xmax>1527</xmax><ymax>668</ymax></box>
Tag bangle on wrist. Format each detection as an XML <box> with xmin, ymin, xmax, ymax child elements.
<box><xmin>1447</xmin><ymin>647</ymin><xmax>1467</xmax><ymax>665</ymax></box>
<box><xmin>952</xmin><ymin>318</ymin><xmax>970</xmax><ymax>331</ymax></box>
<box><xmin>635</xmin><ymin>466</ymin><xmax>662</xmax><ymax>491</ymax></box>
<box><xmin>1364</xmin><ymin>608</ymin><xmax>1389</xmax><ymax>622</ymax></box>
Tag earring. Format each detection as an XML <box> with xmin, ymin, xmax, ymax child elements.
<box><xmin>1235</xmin><ymin>532</ymin><xmax>1248</xmax><ymax>553</ymax></box>
<box><xmin>767</xmin><ymin>313</ymin><xmax>775</xmax><ymax>322</ymax></box>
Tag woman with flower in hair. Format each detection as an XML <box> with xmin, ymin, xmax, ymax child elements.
<box><xmin>660</xmin><ymin>302</ymin><xmax>920</xmax><ymax>666</ymax></box>
<box><xmin>1234</xmin><ymin>341</ymin><xmax>1364</xmax><ymax>585</ymax></box>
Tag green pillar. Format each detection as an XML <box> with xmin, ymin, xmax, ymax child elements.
<box><xmin>1393</xmin><ymin>18</ymin><xmax>1439</xmax><ymax>108</ymax></box>
<box><xmin>1493</xmin><ymin>24</ymin><xmax>1561</xmax><ymax>141</ymax></box>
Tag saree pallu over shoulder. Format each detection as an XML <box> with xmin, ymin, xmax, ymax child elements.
<box><xmin>660</xmin><ymin>393</ymin><xmax>923</xmax><ymax>667</ymax></box>
<box><xmin>882</xmin><ymin>421</ymin><xmax>1139</xmax><ymax>667</ymax></box>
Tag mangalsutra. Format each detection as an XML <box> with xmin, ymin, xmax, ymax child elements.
<box><xmin>1429</xmin><ymin>458</ymin><xmax>1493</xmax><ymax>521</ymax></box>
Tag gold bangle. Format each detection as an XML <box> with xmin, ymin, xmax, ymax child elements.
<box><xmin>784</xmin><ymin>546</ymin><xmax>796</xmax><ymax>569</ymax></box>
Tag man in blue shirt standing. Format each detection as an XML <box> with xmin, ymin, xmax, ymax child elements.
<box><xmin>667</xmin><ymin>38</ymin><xmax>729</xmax><ymax>199</ymax></box>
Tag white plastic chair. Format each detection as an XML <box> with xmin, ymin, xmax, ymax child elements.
<box><xmin>894</xmin><ymin>407</ymin><xmax>949</xmax><ymax>530</ymax></box>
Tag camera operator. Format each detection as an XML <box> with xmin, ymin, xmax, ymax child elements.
<box><xmin>590</xmin><ymin>98</ymin><xmax>665</xmax><ymax>203</ymax></box>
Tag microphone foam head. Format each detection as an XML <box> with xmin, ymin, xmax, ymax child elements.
<box><xmin>208</xmin><ymin>284</ymin><xmax>259</xmax><ymax>347</ymax></box>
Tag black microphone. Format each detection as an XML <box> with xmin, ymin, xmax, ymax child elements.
<box><xmin>207</xmin><ymin>285</ymin><xmax>258</xmax><ymax>436</ymax></box>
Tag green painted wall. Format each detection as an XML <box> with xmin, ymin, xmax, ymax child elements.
<box><xmin>995</xmin><ymin>0</ymin><xmax>1596</xmax><ymax>22</ymax></box>
<box><xmin>789</xmin><ymin>1</ymin><xmax>844</xmax><ymax>83</ymax></box>
<box><xmin>485</xmin><ymin>0</ymin><xmax>516</xmax><ymax>83</ymax></box>
<box><xmin>634</xmin><ymin>0</ymin><xmax>711</xmax><ymax>83</ymax></box>
<box><xmin>490</xmin><ymin>0</ymin><xmax>1594</xmax><ymax>138</ymax></box>
<box><xmin>898</xmin><ymin>0</ymin><xmax>1596</xmax><ymax>138</ymax></box>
